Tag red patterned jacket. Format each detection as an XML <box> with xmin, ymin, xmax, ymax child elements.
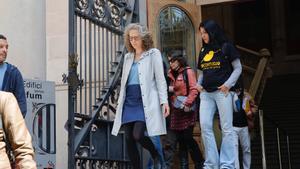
<box><xmin>168</xmin><ymin>66</ymin><xmax>199</xmax><ymax>130</ymax></box>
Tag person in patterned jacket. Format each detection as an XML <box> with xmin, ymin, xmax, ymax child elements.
<box><xmin>168</xmin><ymin>55</ymin><xmax>204</xmax><ymax>169</ymax></box>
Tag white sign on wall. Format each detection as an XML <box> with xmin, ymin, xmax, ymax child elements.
<box><xmin>24</xmin><ymin>79</ymin><xmax>56</xmax><ymax>169</ymax></box>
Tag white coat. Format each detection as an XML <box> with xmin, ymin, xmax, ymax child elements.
<box><xmin>111</xmin><ymin>48</ymin><xmax>168</xmax><ymax>136</ymax></box>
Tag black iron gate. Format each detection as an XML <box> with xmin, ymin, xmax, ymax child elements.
<box><xmin>67</xmin><ymin>0</ymin><xmax>138</xmax><ymax>168</ymax></box>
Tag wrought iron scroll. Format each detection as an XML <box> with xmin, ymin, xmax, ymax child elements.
<box><xmin>75</xmin><ymin>0</ymin><xmax>127</xmax><ymax>33</ymax></box>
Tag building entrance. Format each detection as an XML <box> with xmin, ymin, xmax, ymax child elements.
<box><xmin>147</xmin><ymin>0</ymin><xmax>201</xmax><ymax>70</ymax></box>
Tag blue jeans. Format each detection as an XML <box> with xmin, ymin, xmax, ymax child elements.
<box><xmin>147</xmin><ymin>136</ymin><xmax>166</xmax><ymax>169</ymax></box>
<box><xmin>199</xmin><ymin>91</ymin><xmax>235</xmax><ymax>169</ymax></box>
<box><xmin>233</xmin><ymin>126</ymin><xmax>251</xmax><ymax>169</ymax></box>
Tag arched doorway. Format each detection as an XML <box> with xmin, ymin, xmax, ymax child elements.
<box><xmin>158</xmin><ymin>6</ymin><xmax>196</xmax><ymax>69</ymax></box>
<box><xmin>147</xmin><ymin>1</ymin><xmax>204</xmax><ymax>168</ymax></box>
<box><xmin>147</xmin><ymin>0</ymin><xmax>201</xmax><ymax>71</ymax></box>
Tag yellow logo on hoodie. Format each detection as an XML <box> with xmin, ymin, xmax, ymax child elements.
<box><xmin>203</xmin><ymin>51</ymin><xmax>214</xmax><ymax>62</ymax></box>
<box><xmin>200</xmin><ymin>50</ymin><xmax>221</xmax><ymax>70</ymax></box>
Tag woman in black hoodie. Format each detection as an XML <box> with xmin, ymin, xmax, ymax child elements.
<box><xmin>196</xmin><ymin>20</ymin><xmax>242</xmax><ymax>169</ymax></box>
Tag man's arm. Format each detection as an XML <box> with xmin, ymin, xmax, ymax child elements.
<box><xmin>13</xmin><ymin>69</ymin><xmax>27</xmax><ymax>117</ymax></box>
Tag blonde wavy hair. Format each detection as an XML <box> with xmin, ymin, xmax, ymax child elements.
<box><xmin>124</xmin><ymin>23</ymin><xmax>154</xmax><ymax>53</ymax></box>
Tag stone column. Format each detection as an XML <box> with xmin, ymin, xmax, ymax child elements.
<box><xmin>0</xmin><ymin>0</ymin><xmax>46</xmax><ymax>80</ymax></box>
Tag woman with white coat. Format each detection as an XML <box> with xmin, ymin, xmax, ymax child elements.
<box><xmin>111</xmin><ymin>23</ymin><xmax>170</xmax><ymax>169</ymax></box>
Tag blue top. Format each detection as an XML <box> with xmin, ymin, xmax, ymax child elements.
<box><xmin>0</xmin><ymin>63</ymin><xmax>7</xmax><ymax>89</ymax></box>
<box><xmin>127</xmin><ymin>62</ymin><xmax>140</xmax><ymax>85</ymax></box>
<box><xmin>122</xmin><ymin>62</ymin><xmax>145</xmax><ymax>124</ymax></box>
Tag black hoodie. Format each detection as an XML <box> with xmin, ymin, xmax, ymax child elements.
<box><xmin>198</xmin><ymin>20</ymin><xmax>240</xmax><ymax>92</ymax></box>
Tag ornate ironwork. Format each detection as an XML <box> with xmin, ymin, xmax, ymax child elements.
<box><xmin>75</xmin><ymin>159</ymin><xmax>130</xmax><ymax>169</ymax></box>
<box><xmin>63</xmin><ymin>53</ymin><xmax>83</xmax><ymax>92</ymax></box>
<box><xmin>69</xmin><ymin>0</ymin><xmax>136</xmax><ymax>168</ymax></box>
<box><xmin>75</xmin><ymin>0</ymin><xmax>127</xmax><ymax>29</ymax></box>
<box><xmin>111</xmin><ymin>4</ymin><xmax>122</xmax><ymax>27</ymax></box>
<box><xmin>92</xmin><ymin>0</ymin><xmax>106</xmax><ymax>20</ymax></box>
<box><xmin>76</xmin><ymin>0</ymin><xmax>88</xmax><ymax>12</ymax></box>
<box><xmin>159</xmin><ymin>6</ymin><xmax>192</xmax><ymax>30</ymax></box>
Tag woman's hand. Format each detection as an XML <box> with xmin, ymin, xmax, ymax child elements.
<box><xmin>218</xmin><ymin>84</ymin><xmax>230</xmax><ymax>96</ymax></box>
<box><xmin>196</xmin><ymin>85</ymin><xmax>203</xmax><ymax>92</ymax></box>
<box><xmin>169</xmin><ymin>86</ymin><xmax>174</xmax><ymax>93</ymax></box>
<box><xmin>183</xmin><ymin>105</ymin><xmax>192</xmax><ymax>112</ymax></box>
<box><xmin>162</xmin><ymin>103</ymin><xmax>170</xmax><ymax>117</ymax></box>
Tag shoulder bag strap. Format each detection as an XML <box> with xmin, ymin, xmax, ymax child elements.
<box><xmin>183</xmin><ymin>68</ymin><xmax>190</xmax><ymax>96</ymax></box>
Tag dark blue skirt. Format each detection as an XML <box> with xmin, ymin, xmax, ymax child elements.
<box><xmin>122</xmin><ymin>84</ymin><xmax>145</xmax><ymax>124</ymax></box>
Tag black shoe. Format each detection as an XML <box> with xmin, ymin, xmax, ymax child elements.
<box><xmin>153</xmin><ymin>156</ymin><xmax>162</xmax><ymax>169</ymax></box>
<box><xmin>180</xmin><ymin>155</ymin><xmax>189</xmax><ymax>169</ymax></box>
<box><xmin>194</xmin><ymin>161</ymin><xmax>204</xmax><ymax>169</ymax></box>
<box><xmin>179</xmin><ymin>152</ymin><xmax>188</xmax><ymax>169</ymax></box>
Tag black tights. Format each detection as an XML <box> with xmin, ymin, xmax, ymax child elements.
<box><xmin>123</xmin><ymin>121</ymin><xmax>158</xmax><ymax>169</ymax></box>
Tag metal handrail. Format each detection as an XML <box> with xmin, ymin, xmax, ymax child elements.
<box><xmin>69</xmin><ymin>0</ymin><xmax>137</xmax><ymax>162</ymax></box>
<box><xmin>73</xmin><ymin>47</ymin><xmax>125</xmax><ymax>153</ymax></box>
<box><xmin>259</xmin><ymin>110</ymin><xmax>267</xmax><ymax>169</ymax></box>
<box><xmin>277</xmin><ymin>127</ymin><xmax>282</xmax><ymax>169</ymax></box>
<box><xmin>287</xmin><ymin>135</ymin><xmax>292</xmax><ymax>169</ymax></box>
<box><xmin>259</xmin><ymin>109</ymin><xmax>292</xmax><ymax>169</ymax></box>
<box><xmin>263</xmin><ymin>113</ymin><xmax>289</xmax><ymax>135</ymax></box>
